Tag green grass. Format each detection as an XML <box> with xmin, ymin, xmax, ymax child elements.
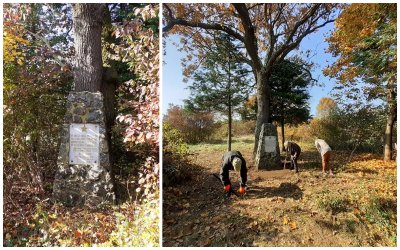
<box><xmin>317</xmin><ymin>191</ymin><xmax>350</xmax><ymax>214</ymax></box>
<box><xmin>188</xmin><ymin>135</ymin><xmax>254</xmax><ymax>153</ymax></box>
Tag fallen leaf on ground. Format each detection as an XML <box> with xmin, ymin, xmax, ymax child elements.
<box><xmin>200</xmin><ymin>212</ymin><xmax>209</xmax><ymax>218</ymax></box>
<box><xmin>283</xmin><ymin>217</ymin><xmax>289</xmax><ymax>225</ymax></box>
<box><xmin>289</xmin><ymin>222</ymin><xmax>297</xmax><ymax>230</ymax></box>
<box><xmin>200</xmin><ymin>238</ymin><xmax>212</xmax><ymax>246</ymax></box>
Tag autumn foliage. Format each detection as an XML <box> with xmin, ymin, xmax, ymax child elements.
<box><xmin>164</xmin><ymin>105</ymin><xmax>215</xmax><ymax>144</ymax></box>
<box><xmin>3</xmin><ymin>3</ymin><xmax>159</xmax><ymax>247</ymax></box>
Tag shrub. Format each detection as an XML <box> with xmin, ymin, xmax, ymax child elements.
<box><xmin>308</xmin><ymin>105</ymin><xmax>391</xmax><ymax>154</ymax></box>
<box><xmin>212</xmin><ymin>120</ymin><xmax>256</xmax><ymax>140</ymax></box>
<box><xmin>164</xmin><ymin>105</ymin><xmax>215</xmax><ymax>143</ymax></box>
<box><xmin>100</xmin><ymin>198</ymin><xmax>159</xmax><ymax>247</ymax></box>
<box><xmin>162</xmin><ymin>122</ymin><xmax>199</xmax><ymax>186</ymax></box>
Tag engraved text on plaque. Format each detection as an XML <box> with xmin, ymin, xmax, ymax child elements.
<box><xmin>264</xmin><ymin>136</ymin><xmax>277</xmax><ymax>153</ymax></box>
<box><xmin>69</xmin><ymin>123</ymin><xmax>99</xmax><ymax>165</ymax></box>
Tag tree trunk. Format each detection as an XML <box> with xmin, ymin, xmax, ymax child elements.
<box><xmin>253</xmin><ymin>70</ymin><xmax>270</xmax><ymax>156</ymax></box>
<box><xmin>227</xmin><ymin>57</ymin><xmax>232</xmax><ymax>151</ymax></box>
<box><xmin>384</xmin><ymin>77</ymin><xmax>396</xmax><ymax>161</ymax></box>
<box><xmin>101</xmin><ymin>67</ymin><xmax>118</xmax><ymax>163</ymax></box>
<box><xmin>384</xmin><ymin>111</ymin><xmax>395</xmax><ymax>161</ymax></box>
<box><xmin>281</xmin><ymin>116</ymin><xmax>285</xmax><ymax>152</ymax></box>
<box><xmin>72</xmin><ymin>4</ymin><xmax>105</xmax><ymax>92</ymax></box>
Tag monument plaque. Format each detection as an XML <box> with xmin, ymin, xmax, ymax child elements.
<box><xmin>264</xmin><ymin>136</ymin><xmax>277</xmax><ymax>153</ymax></box>
<box><xmin>255</xmin><ymin>123</ymin><xmax>281</xmax><ymax>170</ymax></box>
<box><xmin>54</xmin><ymin>92</ymin><xmax>115</xmax><ymax>206</ymax></box>
<box><xmin>69</xmin><ymin>123</ymin><xmax>99</xmax><ymax>165</ymax></box>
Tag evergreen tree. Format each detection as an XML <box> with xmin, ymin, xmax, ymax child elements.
<box><xmin>184</xmin><ymin>34</ymin><xmax>252</xmax><ymax>150</ymax></box>
<box><xmin>239</xmin><ymin>58</ymin><xmax>312</xmax><ymax>149</ymax></box>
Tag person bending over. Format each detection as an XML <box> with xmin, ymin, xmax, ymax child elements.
<box><xmin>284</xmin><ymin>141</ymin><xmax>301</xmax><ymax>173</ymax></box>
<box><xmin>315</xmin><ymin>138</ymin><xmax>333</xmax><ymax>175</ymax></box>
<box><xmin>220</xmin><ymin>151</ymin><xmax>247</xmax><ymax>197</ymax></box>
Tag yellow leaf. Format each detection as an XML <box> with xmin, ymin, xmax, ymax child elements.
<box><xmin>200</xmin><ymin>212</ymin><xmax>209</xmax><ymax>218</ymax></box>
<box><xmin>289</xmin><ymin>221</ymin><xmax>297</xmax><ymax>230</ymax></box>
<box><xmin>283</xmin><ymin>217</ymin><xmax>289</xmax><ymax>225</ymax></box>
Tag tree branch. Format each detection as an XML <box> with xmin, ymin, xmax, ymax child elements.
<box><xmin>233</xmin><ymin>3</ymin><xmax>262</xmax><ymax>71</ymax></box>
<box><xmin>27</xmin><ymin>30</ymin><xmax>67</xmax><ymax>68</ymax></box>
<box><xmin>163</xmin><ymin>18</ymin><xmax>245</xmax><ymax>44</ymax></box>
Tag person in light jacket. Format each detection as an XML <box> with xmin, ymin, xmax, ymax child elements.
<box><xmin>315</xmin><ymin>138</ymin><xmax>333</xmax><ymax>175</ymax></box>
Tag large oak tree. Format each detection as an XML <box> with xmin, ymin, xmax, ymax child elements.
<box><xmin>72</xmin><ymin>4</ymin><xmax>105</xmax><ymax>91</ymax></box>
<box><xmin>163</xmin><ymin>3</ymin><xmax>339</xmax><ymax>155</ymax></box>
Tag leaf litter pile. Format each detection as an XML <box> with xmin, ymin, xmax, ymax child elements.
<box><xmin>3</xmin><ymin>184</ymin><xmax>157</xmax><ymax>247</ymax></box>
<box><xmin>163</xmin><ymin>141</ymin><xmax>397</xmax><ymax>247</ymax></box>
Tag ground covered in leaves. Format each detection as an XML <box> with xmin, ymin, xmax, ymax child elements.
<box><xmin>163</xmin><ymin>136</ymin><xmax>397</xmax><ymax>247</ymax></box>
<box><xmin>3</xmin><ymin>187</ymin><xmax>159</xmax><ymax>247</ymax></box>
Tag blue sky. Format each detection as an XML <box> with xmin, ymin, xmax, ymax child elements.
<box><xmin>162</xmin><ymin>22</ymin><xmax>338</xmax><ymax>117</ymax></box>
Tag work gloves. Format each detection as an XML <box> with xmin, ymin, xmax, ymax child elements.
<box><xmin>238</xmin><ymin>186</ymin><xmax>246</xmax><ymax>194</ymax></box>
<box><xmin>224</xmin><ymin>184</ymin><xmax>246</xmax><ymax>197</ymax></box>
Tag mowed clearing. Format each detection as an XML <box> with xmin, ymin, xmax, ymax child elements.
<box><xmin>163</xmin><ymin>135</ymin><xmax>397</xmax><ymax>247</ymax></box>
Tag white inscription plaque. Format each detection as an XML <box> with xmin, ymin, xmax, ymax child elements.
<box><xmin>69</xmin><ymin>123</ymin><xmax>99</xmax><ymax>165</ymax></box>
<box><xmin>264</xmin><ymin>136</ymin><xmax>277</xmax><ymax>153</ymax></box>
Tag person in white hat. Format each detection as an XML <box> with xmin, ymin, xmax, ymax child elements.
<box><xmin>284</xmin><ymin>141</ymin><xmax>301</xmax><ymax>173</ymax></box>
<box><xmin>315</xmin><ymin>138</ymin><xmax>333</xmax><ymax>175</ymax></box>
<box><xmin>219</xmin><ymin>151</ymin><xmax>247</xmax><ymax>197</ymax></box>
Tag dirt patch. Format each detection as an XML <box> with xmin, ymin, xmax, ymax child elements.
<box><xmin>163</xmin><ymin>141</ymin><xmax>397</xmax><ymax>247</ymax></box>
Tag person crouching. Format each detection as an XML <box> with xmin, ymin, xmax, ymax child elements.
<box><xmin>219</xmin><ymin>151</ymin><xmax>247</xmax><ymax>197</ymax></box>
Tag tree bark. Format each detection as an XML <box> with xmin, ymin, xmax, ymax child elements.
<box><xmin>227</xmin><ymin>56</ymin><xmax>232</xmax><ymax>151</ymax></box>
<box><xmin>253</xmin><ymin>70</ymin><xmax>270</xmax><ymax>156</ymax></box>
<box><xmin>281</xmin><ymin>115</ymin><xmax>285</xmax><ymax>152</ymax></box>
<box><xmin>101</xmin><ymin>67</ymin><xmax>118</xmax><ymax>161</ymax></box>
<box><xmin>72</xmin><ymin>4</ymin><xmax>105</xmax><ymax>92</ymax></box>
<box><xmin>384</xmin><ymin>77</ymin><xmax>396</xmax><ymax>161</ymax></box>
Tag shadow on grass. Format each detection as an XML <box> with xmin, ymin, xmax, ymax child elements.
<box><xmin>163</xmin><ymin>165</ymin><xmax>282</xmax><ymax>246</ymax></box>
<box><xmin>246</xmin><ymin>182</ymin><xmax>303</xmax><ymax>200</ymax></box>
<box><xmin>344</xmin><ymin>168</ymin><xmax>378</xmax><ymax>175</ymax></box>
<box><xmin>315</xmin><ymin>219</ymin><xmax>342</xmax><ymax>231</ymax></box>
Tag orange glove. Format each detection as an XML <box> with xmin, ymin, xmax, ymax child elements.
<box><xmin>224</xmin><ymin>184</ymin><xmax>231</xmax><ymax>192</ymax></box>
<box><xmin>238</xmin><ymin>186</ymin><xmax>246</xmax><ymax>194</ymax></box>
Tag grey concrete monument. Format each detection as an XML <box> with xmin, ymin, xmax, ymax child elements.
<box><xmin>53</xmin><ymin>91</ymin><xmax>115</xmax><ymax>206</ymax></box>
<box><xmin>255</xmin><ymin>123</ymin><xmax>281</xmax><ymax>170</ymax></box>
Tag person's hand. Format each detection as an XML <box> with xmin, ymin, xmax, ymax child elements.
<box><xmin>238</xmin><ymin>186</ymin><xmax>246</xmax><ymax>194</ymax></box>
<box><xmin>224</xmin><ymin>184</ymin><xmax>231</xmax><ymax>192</ymax></box>
<box><xmin>291</xmin><ymin>155</ymin><xmax>296</xmax><ymax>160</ymax></box>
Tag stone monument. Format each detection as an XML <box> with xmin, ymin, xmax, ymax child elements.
<box><xmin>255</xmin><ymin>123</ymin><xmax>281</xmax><ymax>170</ymax></box>
<box><xmin>53</xmin><ymin>91</ymin><xmax>115</xmax><ymax>206</ymax></box>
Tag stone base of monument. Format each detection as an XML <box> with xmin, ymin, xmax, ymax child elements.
<box><xmin>255</xmin><ymin>123</ymin><xmax>281</xmax><ymax>170</ymax></box>
<box><xmin>53</xmin><ymin>91</ymin><xmax>115</xmax><ymax>207</ymax></box>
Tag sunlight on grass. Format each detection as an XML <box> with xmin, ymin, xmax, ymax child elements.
<box><xmin>188</xmin><ymin>135</ymin><xmax>254</xmax><ymax>153</ymax></box>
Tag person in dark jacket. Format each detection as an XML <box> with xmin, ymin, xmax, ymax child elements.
<box><xmin>219</xmin><ymin>151</ymin><xmax>247</xmax><ymax>197</ymax></box>
<box><xmin>284</xmin><ymin>141</ymin><xmax>301</xmax><ymax>173</ymax></box>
